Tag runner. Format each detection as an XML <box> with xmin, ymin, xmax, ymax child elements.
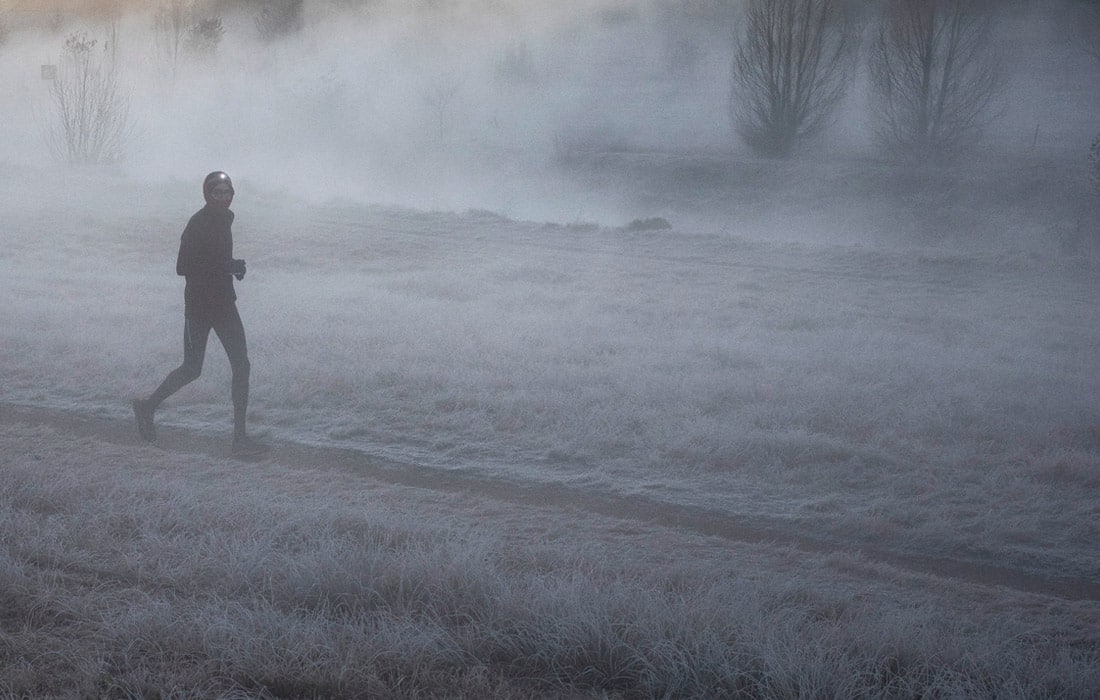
<box><xmin>133</xmin><ymin>171</ymin><xmax>267</xmax><ymax>458</ymax></box>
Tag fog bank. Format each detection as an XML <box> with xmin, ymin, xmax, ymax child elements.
<box><xmin>0</xmin><ymin>0</ymin><xmax>1097</xmax><ymax>227</ymax></box>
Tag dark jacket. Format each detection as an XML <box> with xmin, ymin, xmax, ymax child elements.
<box><xmin>176</xmin><ymin>205</ymin><xmax>236</xmax><ymax>317</ymax></box>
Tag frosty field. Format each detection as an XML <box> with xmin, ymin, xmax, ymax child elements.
<box><xmin>3</xmin><ymin>154</ymin><xmax>1100</xmax><ymax>696</ymax></box>
<box><xmin>2</xmin><ymin>0</ymin><xmax>1099</xmax><ymax>695</ymax></box>
<box><xmin>3</xmin><ymin>157</ymin><xmax>1099</xmax><ymax>591</ymax></box>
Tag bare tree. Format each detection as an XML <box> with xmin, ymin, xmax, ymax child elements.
<box><xmin>868</xmin><ymin>0</ymin><xmax>1003</xmax><ymax>159</ymax></box>
<box><xmin>424</xmin><ymin>80</ymin><xmax>461</xmax><ymax>141</ymax></box>
<box><xmin>46</xmin><ymin>32</ymin><xmax>132</xmax><ymax>164</ymax></box>
<box><xmin>154</xmin><ymin>0</ymin><xmax>192</xmax><ymax>82</ymax></box>
<box><xmin>730</xmin><ymin>0</ymin><xmax>857</xmax><ymax>158</ymax></box>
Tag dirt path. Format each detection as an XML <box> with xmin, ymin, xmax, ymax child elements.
<box><xmin>3</xmin><ymin>400</ymin><xmax>1099</xmax><ymax>603</ymax></box>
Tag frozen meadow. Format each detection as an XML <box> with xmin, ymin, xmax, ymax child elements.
<box><xmin>2</xmin><ymin>155</ymin><xmax>1100</xmax><ymax>696</ymax></box>
<box><xmin>3</xmin><ymin>151</ymin><xmax>1100</xmax><ymax>578</ymax></box>
<box><xmin>1</xmin><ymin>0</ymin><xmax>1100</xmax><ymax>695</ymax></box>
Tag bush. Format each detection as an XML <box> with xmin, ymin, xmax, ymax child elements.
<box><xmin>626</xmin><ymin>217</ymin><xmax>672</xmax><ymax>232</ymax></box>
<box><xmin>496</xmin><ymin>42</ymin><xmax>536</xmax><ymax>84</ymax></box>
<box><xmin>46</xmin><ymin>32</ymin><xmax>132</xmax><ymax>164</ymax></box>
<box><xmin>186</xmin><ymin>16</ymin><xmax>224</xmax><ymax>57</ymax></box>
<box><xmin>255</xmin><ymin>0</ymin><xmax>303</xmax><ymax>41</ymax></box>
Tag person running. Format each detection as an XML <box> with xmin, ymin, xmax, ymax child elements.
<box><xmin>133</xmin><ymin>171</ymin><xmax>267</xmax><ymax>457</ymax></box>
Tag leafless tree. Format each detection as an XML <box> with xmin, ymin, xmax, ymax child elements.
<box><xmin>868</xmin><ymin>0</ymin><xmax>1003</xmax><ymax>159</ymax></box>
<box><xmin>730</xmin><ymin>0</ymin><xmax>857</xmax><ymax>158</ymax></box>
<box><xmin>0</xmin><ymin>8</ymin><xmax>10</xmax><ymax>47</ymax></box>
<box><xmin>46</xmin><ymin>32</ymin><xmax>132</xmax><ymax>164</ymax></box>
<box><xmin>154</xmin><ymin>0</ymin><xmax>192</xmax><ymax>81</ymax></box>
<box><xmin>424</xmin><ymin>80</ymin><xmax>460</xmax><ymax>141</ymax></box>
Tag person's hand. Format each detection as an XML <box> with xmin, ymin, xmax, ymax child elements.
<box><xmin>225</xmin><ymin>259</ymin><xmax>246</xmax><ymax>280</ymax></box>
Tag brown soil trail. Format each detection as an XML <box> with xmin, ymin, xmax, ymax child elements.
<box><xmin>3</xmin><ymin>401</ymin><xmax>1099</xmax><ymax>603</ymax></box>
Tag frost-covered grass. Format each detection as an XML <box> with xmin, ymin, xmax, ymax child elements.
<box><xmin>1</xmin><ymin>422</ymin><xmax>1098</xmax><ymax>698</ymax></box>
<box><xmin>1</xmin><ymin>4</ymin><xmax>1097</xmax><ymax>695</ymax></box>
<box><xmin>2</xmin><ymin>161</ymin><xmax>1099</xmax><ymax>585</ymax></box>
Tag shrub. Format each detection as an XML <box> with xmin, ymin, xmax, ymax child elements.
<box><xmin>496</xmin><ymin>42</ymin><xmax>536</xmax><ymax>84</ymax></box>
<box><xmin>186</xmin><ymin>17</ymin><xmax>224</xmax><ymax>57</ymax></box>
<box><xmin>255</xmin><ymin>0</ymin><xmax>303</xmax><ymax>41</ymax></box>
<box><xmin>46</xmin><ymin>32</ymin><xmax>132</xmax><ymax>165</ymax></box>
<box><xmin>626</xmin><ymin>217</ymin><xmax>672</xmax><ymax>232</ymax></box>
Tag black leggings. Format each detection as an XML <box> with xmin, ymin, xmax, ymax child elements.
<box><xmin>150</xmin><ymin>304</ymin><xmax>251</xmax><ymax>435</ymax></box>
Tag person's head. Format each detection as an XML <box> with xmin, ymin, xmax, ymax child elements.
<box><xmin>203</xmin><ymin>171</ymin><xmax>234</xmax><ymax>208</ymax></box>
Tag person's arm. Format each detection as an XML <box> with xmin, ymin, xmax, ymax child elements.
<box><xmin>175</xmin><ymin>219</ymin><xmax>198</xmax><ymax>277</ymax></box>
<box><xmin>225</xmin><ymin>214</ymin><xmax>245</xmax><ymax>280</ymax></box>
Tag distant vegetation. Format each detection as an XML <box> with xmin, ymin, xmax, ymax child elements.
<box><xmin>185</xmin><ymin>15</ymin><xmax>224</xmax><ymax>57</ymax></box>
<box><xmin>3</xmin><ymin>0</ymin><xmax>1094</xmax><ymax>186</ymax></box>
<box><xmin>868</xmin><ymin>0</ymin><xmax>1004</xmax><ymax>160</ymax></box>
<box><xmin>730</xmin><ymin>0</ymin><xmax>1006</xmax><ymax>160</ymax></box>
<box><xmin>45</xmin><ymin>31</ymin><xmax>131</xmax><ymax>164</ymax></box>
<box><xmin>253</xmin><ymin>0</ymin><xmax>304</xmax><ymax>41</ymax></box>
<box><xmin>729</xmin><ymin>0</ymin><xmax>857</xmax><ymax>158</ymax></box>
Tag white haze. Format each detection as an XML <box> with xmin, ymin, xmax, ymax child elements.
<box><xmin>0</xmin><ymin>0</ymin><xmax>1088</xmax><ymax>228</ymax></box>
<box><xmin>0</xmin><ymin>0</ymin><xmax>744</xmax><ymax>222</ymax></box>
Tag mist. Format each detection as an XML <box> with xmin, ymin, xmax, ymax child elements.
<box><xmin>3</xmin><ymin>3</ymin><xmax>1100</xmax><ymax>694</ymax></box>
<box><xmin>0</xmin><ymin>0</ymin><xmax>1088</xmax><ymax>234</ymax></box>
<box><xmin>1</xmin><ymin>0</ymin><xmax>739</xmax><ymax>222</ymax></box>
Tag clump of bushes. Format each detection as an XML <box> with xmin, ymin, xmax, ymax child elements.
<box><xmin>255</xmin><ymin>0</ymin><xmax>303</xmax><ymax>41</ymax></box>
<box><xmin>626</xmin><ymin>217</ymin><xmax>672</xmax><ymax>232</ymax></box>
<box><xmin>186</xmin><ymin>16</ymin><xmax>224</xmax><ymax>57</ymax></box>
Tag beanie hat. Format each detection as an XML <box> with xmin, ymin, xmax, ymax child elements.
<box><xmin>203</xmin><ymin>171</ymin><xmax>234</xmax><ymax>202</ymax></box>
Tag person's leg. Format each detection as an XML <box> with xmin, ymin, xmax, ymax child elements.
<box><xmin>134</xmin><ymin>316</ymin><xmax>211</xmax><ymax>441</ymax></box>
<box><xmin>151</xmin><ymin>316</ymin><xmax>212</xmax><ymax>405</ymax></box>
<box><xmin>211</xmin><ymin>304</ymin><xmax>251</xmax><ymax>440</ymax></box>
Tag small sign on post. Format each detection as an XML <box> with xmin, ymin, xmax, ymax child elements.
<box><xmin>41</xmin><ymin>64</ymin><xmax>56</xmax><ymax>80</ymax></box>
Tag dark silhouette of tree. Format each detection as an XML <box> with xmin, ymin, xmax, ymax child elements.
<box><xmin>730</xmin><ymin>0</ymin><xmax>857</xmax><ymax>158</ymax></box>
<box><xmin>868</xmin><ymin>0</ymin><xmax>1003</xmax><ymax>159</ymax></box>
